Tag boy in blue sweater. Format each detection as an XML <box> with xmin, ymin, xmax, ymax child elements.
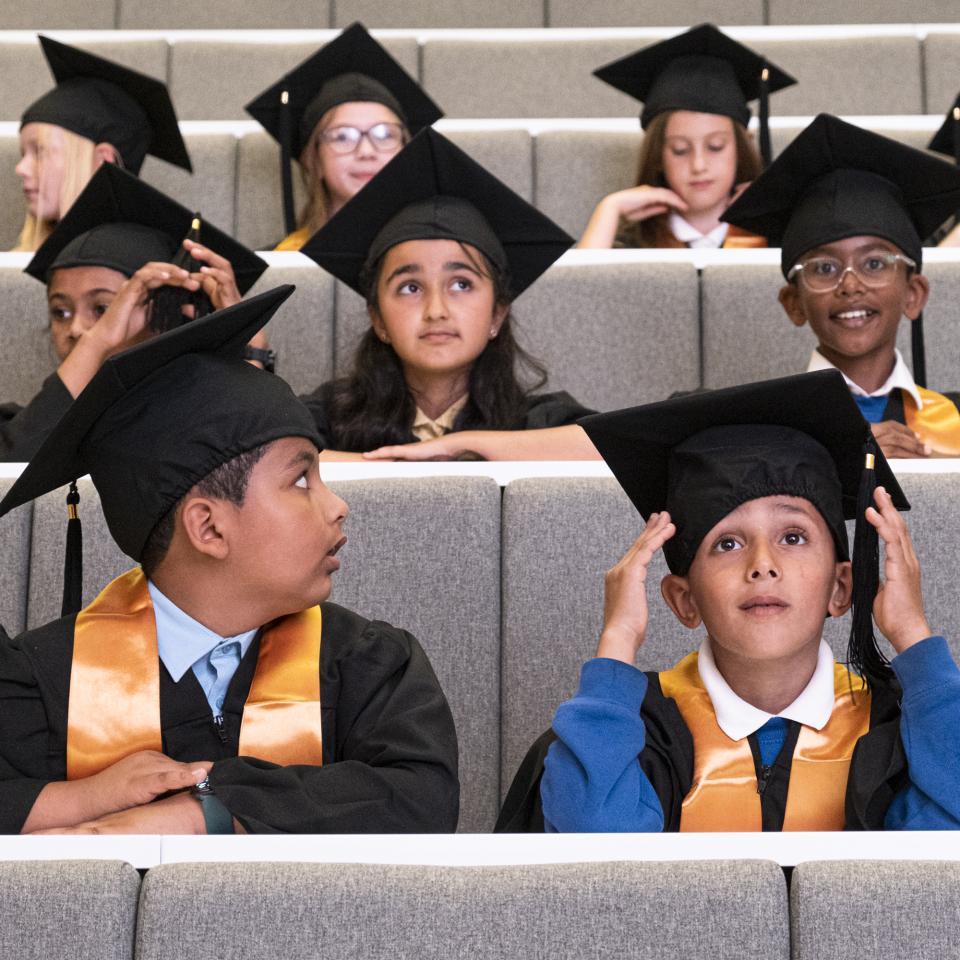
<box><xmin>497</xmin><ymin>371</ymin><xmax>960</xmax><ymax>832</ymax></box>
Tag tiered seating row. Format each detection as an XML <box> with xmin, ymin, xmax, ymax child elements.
<box><xmin>1</xmin><ymin>32</ymin><xmax>960</xmax><ymax>123</ymax></box>
<box><xmin>6</xmin><ymin>856</ymin><xmax>960</xmax><ymax>959</ymax></box>
<box><xmin>4</xmin><ymin>252</ymin><xmax>959</xmax><ymax>418</ymax></box>
<box><xmin>0</xmin><ymin>118</ymin><xmax>946</xmax><ymax>249</ymax></box>
<box><xmin>6</xmin><ymin>0</ymin><xmax>960</xmax><ymax>27</ymax></box>
<box><xmin>3</xmin><ymin>471</ymin><xmax>958</xmax><ymax>831</ymax></box>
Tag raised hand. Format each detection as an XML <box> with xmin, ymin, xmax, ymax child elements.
<box><xmin>866</xmin><ymin>485</ymin><xmax>931</xmax><ymax>653</ymax></box>
<box><xmin>607</xmin><ymin>185</ymin><xmax>689</xmax><ymax>223</ymax></box>
<box><xmin>596</xmin><ymin>511</ymin><xmax>676</xmax><ymax>665</ymax></box>
<box><xmin>56</xmin><ymin>262</ymin><xmax>201</xmax><ymax>398</ymax></box>
<box><xmin>183</xmin><ymin>238</ymin><xmax>241</xmax><ymax>312</ymax></box>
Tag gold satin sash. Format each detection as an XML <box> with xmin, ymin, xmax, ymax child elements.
<box><xmin>67</xmin><ymin>569</ymin><xmax>323</xmax><ymax>780</ymax></box>
<box><xmin>904</xmin><ymin>387</ymin><xmax>960</xmax><ymax>457</ymax></box>
<box><xmin>722</xmin><ymin>226</ymin><xmax>767</xmax><ymax>249</ymax></box>
<box><xmin>659</xmin><ymin>651</ymin><xmax>870</xmax><ymax>831</ymax></box>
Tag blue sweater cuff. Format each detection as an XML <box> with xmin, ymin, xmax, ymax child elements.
<box><xmin>891</xmin><ymin>635</ymin><xmax>955</xmax><ymax>694</ymax></box>
<box><xmin>576</xmin><ymin>657</ymin><xmax>649</xmax><ymax>710</ymax></box>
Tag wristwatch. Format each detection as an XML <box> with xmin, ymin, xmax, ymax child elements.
<box><xmin>190</xmin><ymin>776</ymin><xmax>235</xmax><ymax>834</ymax></box>
<box><xmin>243</xmin><ymin>346</ymin><xmax>277</xmax><ymax>373</ymax></box>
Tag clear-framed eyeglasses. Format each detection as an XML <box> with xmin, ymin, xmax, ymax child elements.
<box><xmin>318</xmin><ymin>122</ymin><xmax>407</xmax><ymax>155</ymax></box>
<box><xmin>787</xmin><ymin>252</ymin><xmax>917</xmax><ymax>292</ymax></box>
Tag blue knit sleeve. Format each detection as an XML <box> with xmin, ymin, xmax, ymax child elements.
<box><xmin>541</xmin><ymin>657</ymin><xmax>666</xmax><ymax>833</ymax></box>
<box><xmin>883</xmin><ymin>636</ymin><xmax>960</xmax><ymax>829</ymax></box>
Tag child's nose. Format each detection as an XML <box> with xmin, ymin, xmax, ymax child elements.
<box><xmin>748</xmin><ymin>544</ymin><xmax>780</xmax><ymax>579</ymax></box>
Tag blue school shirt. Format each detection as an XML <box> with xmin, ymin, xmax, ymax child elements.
<box><xmin>147</xmin><ymin>580</ymin><xmax>257</xmax><ymax>719</ymax></box>
<box><xmin>542</xmin><ymin>637</ymin><xmax>960</xmax><ymax>832</ymax></box>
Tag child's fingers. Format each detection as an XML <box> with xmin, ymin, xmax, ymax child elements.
<box><xmin>867</xmin><ymin>490</ymin><xmax>921</xmax><ymax>582</ymax></box>
<box><xmin>617</xmin><ymin>518</ymin><xmax>675</xmax><ymax>576</ymax></box>
<box><xmin>183</xmin><ymin>240</ymin><xmax>231</xmax><ymax>272</ymax></box>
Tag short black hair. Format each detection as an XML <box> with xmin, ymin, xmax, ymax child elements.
<box><xmin>140</xmin><ymin>442</ymin><xmax>271</xmax><ymax>578</ymax></box>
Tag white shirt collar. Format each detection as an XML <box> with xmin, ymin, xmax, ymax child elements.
<box><xmin>696</xmin><ymin>637</ymin><xmax>836</xmax><ymax>741</ymax></box>
<box><xmin>147</xmin><ymin>579</ymin><xmax>258</xmax><ymax>682</ymax></box>
<box><xmin>806</xmin><ymin>347</ymin><xmax>923</xmax><ymax>409</ymax></box>
<box><xmin>668</xmin><ymin>212</ymin><xmax>729</xmax><ymax>249</ymax></box>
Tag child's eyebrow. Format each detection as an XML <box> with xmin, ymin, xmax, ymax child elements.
<box><xmin>444</xmin><ymin>260</ymin><xmax>482</xmax><ymax>275</ymax></box>
<box><xmin>285</xmin><ymin>450</ymin><xmax>316</xmax><ymax>472</ymax></box>
<box><xmin>384</xmin><ymin>263</ymin><xmax>421</xmax><ymax>283</ymax></box>
<box><xmin>772</xmin><ymin>502</ymin><xmax>813</xmax><ymax>516</ymax></box>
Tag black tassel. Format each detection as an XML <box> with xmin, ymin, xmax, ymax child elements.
<box><xmin>279</xmin><ymin>88</ymin><xmax>296</xmax><ymax>236</ymax></box>
<box><xmin>952</xmin><ymin>105</ymin><xmax>960</xmax><ymax>167</ymax></box>
<box><xmin>148</xmin><ymin>214</ymin><xmax>211</xmax><ymax>333</ymax></box>
<box><xmin>758</xmin><ymin>63</ymin><xmax>771</xmax><ymax>168</ymax></box>
<box><xmin>61</xmin><ymin>481</ymin><xmax>83</xmax><ymax>617</ymax></box>
<box><xmin>847</xmin><ymin>436</ymin><xmax>893</xmax><ymax>689</ymax></box>
<box><xmin>911</xmin><ymin>313</ymin><xmax>927</xmax><ymax>390</ymax></box>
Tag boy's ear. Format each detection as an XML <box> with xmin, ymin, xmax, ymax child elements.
<box><xmin>660</xmin><ymin>574</ymin><xmax>702</xmax><ymax>629</ymax></box>
<box><xmin>827</xmin><ymin>560</ymin><xmax>853</xmax><ymax>618</ymax></box>
<box><xmin>902</xmin><ymin>271</ymin><xmax>930</xmax><ymax>321</ymax></box>
<box><xmin>178</xmin><ymin>496</ymin><xmax>232</xmax><ymax>561</ymax></box>
<box><xmin>778</xmin><ymin>283</ymin><xmax>808</xmax><ymax>329</ymax></box>
<box><xmin>92</xmin><ymin>142</ymin><xmax>120</xmax><ymax>167</ymax></box>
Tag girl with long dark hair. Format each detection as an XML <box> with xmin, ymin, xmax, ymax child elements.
<box><xmin>301</xmin><ymin>129</ymin><xmax>599</xmax><ymax>461</ymax></box>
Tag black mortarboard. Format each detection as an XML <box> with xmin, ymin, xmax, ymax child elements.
<box><xmin>300</xmin><ymin>127</ymin><xmax>573</xmax><ymax>299</ymax></box>
<box><xmin>20</xmin><ymin>36</ymin><xmax>191</xmax><ymax>175</ymax></box>
<box><xmin>724</xmin><ymin>114</ymin><xmax>960</xmax><ymax>387</ymax></box>
<box><xmin>0</xmin><ymin>286</ymin><xmax>321</xmax><ymax>614</ymax></box>
<box><xmin>25</xmin><ymin>163</ymin><xmax>267</xmax><ymax>296</ymax></box>
<box><xmin>724</xmin><ymin>114</ymin><xmax>960</xmax><ymax>276</ymax></box>
<box><xmin>580</xmin><ymin>370</ymin><xmax>909</xmax><ymax>687</ymax></box>
<box><xmin>928</xmin><ymin>94</ymin><xmax>960</xmax><ymax>166</ymax></box>
<box><xmin>245</xmin><ymin>22</ymin><xmax>443</xmax><ymax>235</ymax></box>
<box><xmin>593</xmin><ymin>24</ymin><xmax>796</xmax><ymax>165</ymax></box>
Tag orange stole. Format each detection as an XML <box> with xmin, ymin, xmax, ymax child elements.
<box><xmin>67</xmin><ymin>569</ymin><xmax>323</xmax><ymax>780</ymax></box>
<box><xmin>903</xmin><ymin>387</ymin><xmax>960</xmax><ymax>457</ymax></box>
<box><xmin>722</xmin><ymin>226</ymin><xmax>767</xmax><ymax>249</ymax></box>
<box><xmin>658</xmin><ymin>652</ymin><xmax>870</xmax><ymax>831</ymax></box>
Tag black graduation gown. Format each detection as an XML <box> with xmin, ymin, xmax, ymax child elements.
<box><xmin>0</xmin><ymin>601</ymin><xmax>459</xmax><ymax>834</ymax></box>
<box><xmin>495</xmin><ymin>672</ymin><xmax>907</xmax><ymax>833</ymax></box>
<box><xmin>301</xmin><ymin>380</ymin><xmax>595</xmax><ymax>451</ymax></box>
<box><xmin>0</xmin><ymin>374</ymin><xmax>73</xmax><ymax>463</ymax></box>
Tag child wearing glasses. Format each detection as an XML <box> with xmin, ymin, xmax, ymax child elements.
<box><xmin>245</xmin><ymin>23</ymin><xmax>443</xmax><ymax>252</ymax></box>
<box><xmin>724</xmin><ymin>114</ymin><xmax>960</xmax><ymax>459</ymax></box>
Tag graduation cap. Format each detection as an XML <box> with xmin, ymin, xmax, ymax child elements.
<box><xmin>25</xmin><ymin>163</ymin><xmax>267</xmax><ymax>306</ymax></box>
<box><xmin>928</xmin><ymin>93</ymin><xmax>960</xmax><ymax>166</ymax></box>
<box><xmin>245</xmin><ymin>22</ymin><xmax>444</xmax><ymax>236</ymax></box>
<box><xmin>593</xmin><ymin>24</ymin><xmax>796</xmax><ymax>165</ymax></box>
<box><xmin>0</xmin><ymin>286</ymin><xmax>320</xmax><ymax>617</ymax></box>
<box><xmin>21</xmin><ymin>35</ymin><xmax>190</xmax><ymax>175</ymax></box>
<box><xmin>580</xmin><ymin>370</ymin><xmax>909</xmax><ymax>688</ymax></box>
<box><xmin>300</xmin><ymin>127</ymin><xmax>573</xmax><ymax>299</ymax></box>
<box><xmin>724</xmin><ymin>113</ymin><xmax>960</xmax><ymax>388</ymax></box>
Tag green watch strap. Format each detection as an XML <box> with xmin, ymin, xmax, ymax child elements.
<box><xmin>192</xmin><ymin>779</ymin><xmax>235</xmax><ymax>834</ymax></box>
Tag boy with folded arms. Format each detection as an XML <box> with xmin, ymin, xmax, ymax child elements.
<box><xmin>0</xmin><ymin>288</ymin><xmax>458</xmax><ymax>835</ymax></box>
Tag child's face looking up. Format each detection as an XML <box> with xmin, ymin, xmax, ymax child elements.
<box><xmin>778</xmin><ymin>235</ymin><xmax>929</xmax><ymax>371</ymax></box>
<box><xmin>662</xmin><ymin>495</ymin><xmax>852</xmax><ymax>667</ymax></box>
